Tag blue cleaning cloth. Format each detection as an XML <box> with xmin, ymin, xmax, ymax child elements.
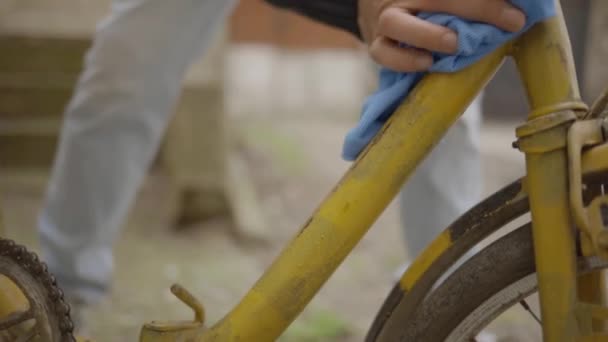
<box><xmin>342</xmin><ymin>0</ymin><xmax>556</xmax><ymax>161</ymax></box>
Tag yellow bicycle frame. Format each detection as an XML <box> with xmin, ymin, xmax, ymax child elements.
<box><xmin>140</xmin><ymin>0</ymin><xmax>608</xmax><ymax>340</ymax></box>
<box><xmin>1</xmin><ymin>0</ymin><xmax>608</xmax><ymax>341</ymax></box>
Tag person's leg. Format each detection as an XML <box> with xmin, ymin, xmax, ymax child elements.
<box><xmin>399</xmin><ymin>93</ymin><xmax>483</xmax><ymax>261</ymax></box>
<box><xmin>38</xmin><ymin>0</ymin><xmax>237</xmax><ymax>303</ymax></box>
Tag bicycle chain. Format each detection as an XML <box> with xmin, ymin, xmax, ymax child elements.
<box><xmin>0</xmin><ymin>237</ymin><xmax>75</xmax><ymax>341</ymax></box>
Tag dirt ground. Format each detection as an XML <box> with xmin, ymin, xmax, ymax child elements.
<box><xmin>1</xmin><ymin>118</ymin><xmax>543</xmax><ymax>341</ymax></box>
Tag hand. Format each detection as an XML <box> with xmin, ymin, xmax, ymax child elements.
<box><xmin>358</xmin><ymin>0</ymin><xmax>526</xmax><ymax>72</ymax></box>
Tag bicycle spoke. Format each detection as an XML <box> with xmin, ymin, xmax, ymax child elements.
<box><xmin>0</xmin><ymin>309</ymin><xmax>34</xmax><ymax>331</ymax></box>
<box><xmin>520</xmin><ymin>299</ymin><xmax>542</xmax><ymax>325</ymax></box>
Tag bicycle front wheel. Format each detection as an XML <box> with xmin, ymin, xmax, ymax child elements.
<box><xmin>368</xmin><ymin>223</ymin><xmax>608</xmax><ymax>341</ymax></box>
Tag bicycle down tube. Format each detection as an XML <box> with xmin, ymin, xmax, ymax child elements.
<box><xmin>140</xmin><ymin>27</ymin><xmax>508</xmax><ymax>342</ymax></box>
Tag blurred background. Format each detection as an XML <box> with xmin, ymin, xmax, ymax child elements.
<box><xmin>0</xmin><ymin>0</ymin><xmax>607</xmax><ymax>341</ymax></box>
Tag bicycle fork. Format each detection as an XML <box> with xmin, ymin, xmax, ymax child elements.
<box><xmin>518</xmin><ymin>100</ymin><xmax>608</xmax><ymax>341</ymax></box>
<box><xmin>514</xmin><ymin>2</ymin><xmax>608</xmax><ymax>340</ymax></box>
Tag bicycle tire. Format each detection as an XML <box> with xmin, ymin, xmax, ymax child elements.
<box><xmin>368</xmin><ymin>223</ymin><xmax>608</xmax><ymax>341</ymax></box>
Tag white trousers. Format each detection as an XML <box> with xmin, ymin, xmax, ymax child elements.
<box><xmin>38</xmin><ymin>0</ymin><xmax>237</xmax><ymax>302</ymax></box>
<box><xmin>400</xmin><ymin>95</ymin><xmax>483</xmax><ymax>259</ymax></box>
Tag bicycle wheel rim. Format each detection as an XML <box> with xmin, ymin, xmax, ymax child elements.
<box><xmin>445</xmin><ymin>273</ymin><xmax>537</xmax><ymax>341</ymax></box>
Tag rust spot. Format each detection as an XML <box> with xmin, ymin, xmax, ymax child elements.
<box><xmin>449</xmin><ymin>179</ymin><xmax>525</xmax><ymax>240</ymax></box>
<box><xmin>296</xmin><ymin>216</ymin><xmax>314</xmax><ymax>237</ymax></box>
<box><xmin>557</xmin><ymin>45</ymin><xmax>569</xmax><ymax>67</ymax></box>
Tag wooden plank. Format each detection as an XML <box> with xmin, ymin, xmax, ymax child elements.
<box><xmin>161</xmin><ymin>85</ymin><xmax>230</xmax><ymax>226</ymax></box>
<box><xmin>0</xmin><ymin>85</ymin><xmax>73</xmax><ymax>118</ymax></box>
<box><xmin>0</xmin><ymin>118</ymin><xmax>61</xmax><ymax>135</ymax></box>
<box><xmin>0</xmin><ymin>1</ymin><xmax>109</xmax><ymax>38</ymax></box>
<box><xmin>0</xmin><ymin>72</ymin><xmax>79</xmax><ymax>88</ymax></box>
<box><xmin>162</xmin><ymin>86</ymin><xmax>227</xmax><ymax>187</ymax></box>
<box><xmin>0</xmin><ymin>36</ymin><xmax>88</xmax><ymax>73</ymax></box>
<box><xmin>225</xmin><ymin>152</ymin><xmax>270</xmax><ymax>244</ymax></box>
<box><xmin>0</xmin><ymin>135</ymin><xmax>58</xmax><ymax>168</ymax></box>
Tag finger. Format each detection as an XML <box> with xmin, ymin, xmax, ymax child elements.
<box><xmin>414</xmin><ymin>0</ymin><xmax>526</xmax><ymax>32</ymax></box>
<box><xmin>370</xmin><ymin>37</ymin><xmax>434</xmax><ymax>72</ymax></box>
<box><xmin>377</xmin><ymin>7</ymin><xmax>458</xmax><ymax>54</ymax></box>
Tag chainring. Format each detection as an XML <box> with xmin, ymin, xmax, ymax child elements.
<box><xmin>0</xmin><ymin>238</ymin><xmax>75</xmax><ymax>341</ymax></box>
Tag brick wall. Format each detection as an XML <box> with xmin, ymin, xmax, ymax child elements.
<box><xmin>229</xmin><ymin>1</ymin><xmax>360</xmax><ymax>50</ymax></box>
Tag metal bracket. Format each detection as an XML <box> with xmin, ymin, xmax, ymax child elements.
<box><xmin>139</xmin><ymin>284</ymin><xmax>207</xmax><ymax>342</ymax></box>
<box><xmin>567</xmin><ymin>118</ymin><xmax>608</xmax><ymax>257</ymax></box>
<box><xmin>577</xmin><ymin>302</ymin><xmax>608</xmax><ymax>339</ymax></box>
<box><xmin>514</xmin><ymin>109</ymin><xmax>608</xmax><ymax>259</ymax></box>
<box><xmin>514</xmin><ymin>110</ymin><xmax>577</xmax><ymax>153</ymax></box>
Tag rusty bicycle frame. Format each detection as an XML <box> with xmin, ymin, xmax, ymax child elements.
<box><xmin>3</xmin><ymin>0</ymin><xmax>608</xmax><ymax>341</ymax></box>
